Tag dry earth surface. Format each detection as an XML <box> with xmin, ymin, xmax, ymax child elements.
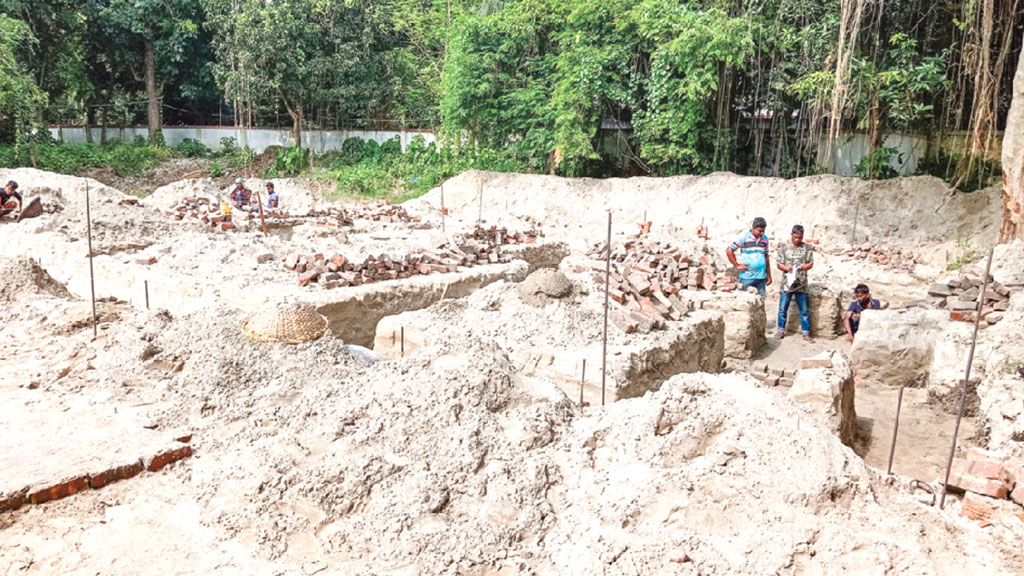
<box><xmin>1</xmin><ymin>168</ymin><xmax>1023</xmax><ymax>575</ymax></box>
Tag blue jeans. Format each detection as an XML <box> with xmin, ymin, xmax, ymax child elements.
<box><xmin>778</xmin><ymin>291</ymin><xmax>810</xmax><ymax>334</ymax></box>
<box><xmin>740</xmin><ymin>277</ymin><xmax>767</xmax><ymax>298</ymax></box>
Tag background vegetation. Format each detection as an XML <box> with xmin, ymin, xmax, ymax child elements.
<box><xmin>0</xmin><ymin>0</ymin><xmax>1019</xmax><ymax>195</ymax></box>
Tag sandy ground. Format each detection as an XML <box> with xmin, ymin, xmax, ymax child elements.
<box><xmin>1</xmin><ymin>168</ymin><xmax>1023</xmax><ymax>575</ymax></box>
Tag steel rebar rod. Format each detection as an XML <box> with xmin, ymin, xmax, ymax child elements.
<box><xmin>86</xmin><ymin>182</ymin><xmax>98</xmax><ymax>338</ymax></box>
<box><xmin>886</xmin><ymin>385</ymin><xmax>905</xmax><ymax>475</ymax></box>
<box><xmin>939</xmin><ymin>246</ymin><xmax>995</xmax><ymax>509</ymax></box>
<box><xmin>580</xmin><ymin>359</ymin><xmax>586</xmax><ymax>407</ymax></box>
<box><xmin>601</xmin><ymin>211</ymin><xmax>612</xmax><ymax>407</ymax></box>
<box><xmin>144</xmin><ymin>280</ymin><xmax>150</xmax><ymax>310</ymax></box>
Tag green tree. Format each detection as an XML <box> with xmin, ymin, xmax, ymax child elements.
<box><xmin>0</xmin><ymin>14</ymin><xmax>46</xmax><ymax>145</ymax></box>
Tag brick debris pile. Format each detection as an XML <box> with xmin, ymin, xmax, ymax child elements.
<box><xmin>278</xmin><ymin>224</ymin><xmax>541</xmax><ymax>288</ymax></box>
<box><xmin>586</xmin><ymin>239</ymin><xmax>738</xmax><ymax>334</ymax></box>
<box><xmin>838</xmin><ymin>242</ymin><xmax>918</xmax><ymax>271</ymax></box>
<box><xmin>164</xmin><ymin>196</ymin><xmax>248</xmax><ymax>231</ymax></box>
<box><xmin>351</xmin><ymin>200</ymin><xmax>417</xmax><ymax>223</ymax></box>
<box><xmin>944</xmin><ymin>447</ymin><xmax>1024</xmax><ymax>524</ymax></box>
<box><xmin>925</xmin><ymin>275</ymin><xmax>1014</xmax><ymax>325</ymax></box>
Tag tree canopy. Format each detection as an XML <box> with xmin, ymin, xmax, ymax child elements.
<box><xmin>0</xmin><ymin>0</ymin><xmax>1020</xmax><ymax>185</ymax></box>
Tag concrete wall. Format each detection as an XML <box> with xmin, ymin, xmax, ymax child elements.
<box><xmin>817</xmin><ymin>131</ymin><xmax>1003</xmax><ymax>177</ymax></box>
<box><xmin>49</xmin><ymin>125</ymin><xmax>436</xmax><ymax>154</ymax></box>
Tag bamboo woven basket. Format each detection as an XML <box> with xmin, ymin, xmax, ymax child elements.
<box><xmin>241</xmin><ymin>304</ymin><xmax>329</xmax><ymax>343</ymax></box>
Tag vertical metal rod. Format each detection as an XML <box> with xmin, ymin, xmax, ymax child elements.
<box><xmin>478</xmin><ymin>179</ymin><xmax>483</xmax><ymax>223</ymax></box>
<box><xmin>255</xmin><ymin>190</ymin><xmax>268</xmax><ymax>237</ymax></box>
<box><xmin>144</xmin><ymin>280</ymin><xmax>150</xmax><ymax>310</ymax></box>
<box><xmin>939</xmin><ymin>246</ymin><xmax>995</xmax><ymax>509</ymax></box>
<box><xmin>86</xmin><ymin>183</ymin><xmax>98</xmax><ymax>338</ymax></box>
<box><xmin>580</xmin><ymin>359</ymin><xmax>586</xmax><ymax>407</ymax></box>
<box><xmin>643</xmin><ymin>210</ymin><xmax>647</xmax><ymax>223</ymax></box>
<box><xmin>440</xmin><ymin>183</ymin><xmax>446</xmax><ymax>233</ymax></box>
<box><xmin>400</xmin><ymin>326</ymin><xmax>405</xmax><ymax>358</ymax></box>
<box><xmin>886</xmin><ymin>385</ymin><xmax>905</xmax><ymax>475</ymax></box>
<box><xmin>601</xmin><ymin>211</ymin><xmax>612</xmax><ymax>407</ymax></box>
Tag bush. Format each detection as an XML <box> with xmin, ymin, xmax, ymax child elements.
<box><xmin>274</xmin><ymin>145</ymin><xmax>310</xmax><ymax>175</ymax></box>
<box><xmin>854</xmin><ymin>146</ymin><xmax>900</xmax><ymax>180</ymax></box>
<box><xmin>209</xmin><ymin>161</ymin><xmax>224</xmax><ymax>177</ymax></box>
<box><xmin>0</xmin><ymin>141</ymin><xmax>167</xmax><ymax>176</ymax></box>
<box><xmin>176</xmin><ymin>138</ymin><xmax>210</xmax><ymax>158</ymax></box>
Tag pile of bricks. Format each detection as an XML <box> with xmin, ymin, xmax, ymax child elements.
<box><xmin>351</xmin><ymin>200</ymin><xmax>418</xmax><ymax>223</ymax></box>
<box><xmin>165</xmin><ymin>196</ymin><xmax>245</xmax><ymax>231</ymax></box>
<box><xmin>585</xmin><ymin>240</ymin><xmax>738</xmax><ymax>334</ymax></box>
<box><xmin>841</xmin><ymin>243</ymin><xmax>918</xmax><ymax>271</ymax></box>
<box><xmin>944</xmin><ymin>447</ymin><xmax>1024</xmax><ymax>523</ymax></box>
<box><xmin>926</xmin><ymin>275</ymin><xmax>1014</xmax><ymax>325</ymax></box>
<box><xmin>281</xmin><ymin>224</ymin><xmax>537</xmax><ymax>288</ymax></box>
<box><xmin>464</xmin><ymin>223</ymin><xmax>541</xmax><ymax>245</ymax></box>
<box><xmin>747</xmin><ymin>364</ymin><xmax>796</xmax><ymax>387</ymax></box>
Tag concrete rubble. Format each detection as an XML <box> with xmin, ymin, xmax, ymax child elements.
<box><xmin>788</xmin><ymin>350</ymin><xmax>857</xmax><ymax>446</ymax></box>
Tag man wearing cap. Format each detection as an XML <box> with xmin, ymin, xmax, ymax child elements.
<box><xmin>231</xmin><ymin>178</ymin><xmax>254</xmax><ymax>211</ymax></box>
<box><xmin>775</xmin><ymin>224</ymin><xmax>814</xmax><ymax>340</ymax></box>
<box><xmin>726</xmin><ymin>217</ymin><xmax>772</xmax><ymax>297</ymax></box>
<box><xmin>0</xmin><ymin>181</ymin><xmax>22</xmax><ymax>217</ymax></box>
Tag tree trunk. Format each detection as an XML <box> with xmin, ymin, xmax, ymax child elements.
<box><xmin>1000</xmin><ymin>49</ymin><xmax>1024</xmax><ymax>243</ymax></box>
<box><xmin>289</xmin><ymin>106</ymin><xmax>303</xmax><ymax>147</ymax></box>
<box><xmin>100</xmin><ymin>107</ymin><xmax>107</xmax><ymax>145</ymax></box>
<box><xmin>144</xmin><ymin>39</ymin><xmax>162</xmax><ymax>144</ymax></box>
<box><xmin>85</xmin><ymin>106</ymin><xmax>95</xmax><ymax>143</ymax></box>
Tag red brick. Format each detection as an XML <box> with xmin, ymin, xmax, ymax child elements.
<box><xmin>146</xmin><ymin>444</ymin><xmax>193</xmax><ymax>472</ymax></box>
<box><xmin>699</xmin><ymin>255</ymin><xmax>711</xmax><ymax>265</ymax></box>
<box><xmin>946</xmin><ymin>458</ymin><xmax>1010</xmax><ymax>498</ymax></box>
<box><xmin>949</xmin><ymin>311</ymin><xmax>976</xmax><ymax>323</ymax></box>
<box><xmin>0</xmin><ymin>489</ymin><xmax>29</xmax><ymax>513</ymax></box>
<box><xmin>30</xmin><ymin>476</ymin><xmax>90</xmax><ymax>505</ymax></box>
<box><xmin>221</xmin><ymin>222</ymin><xmax>234</xmax><ymax>231</ymax></box>
<box><xmin>961</xmin><ymin>492</ymin><xmax>997</xmax><ymax>523</ymax></box>
<box><xmin>89</xmin><ymin>460</ymin><xmax>144</xmax><ymax>489</ymax></box>
<box><xmin>176</xmin><ymin>434</ymin><xmax>193</xmax><ymax>444</ymax></box>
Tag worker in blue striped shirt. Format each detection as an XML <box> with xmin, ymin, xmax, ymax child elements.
<box><xmin>726</xmin><ymin>217</ymin><xmax>772</xmax><ymax>297</ymax></box>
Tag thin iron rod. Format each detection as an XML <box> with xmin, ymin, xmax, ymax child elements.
<box><xmin>440</xmin><ymin>183</ymin><xmax>446</xmax><ymax>233</ymax></box>
<box><xmin>400</xmin><ymin>326</ymin><xmax>405</xmax><ymax>357</ymax></box>
<box><xmin>939</xmin><ymin>246</ymin><xmax>995</xmax><ymax>509</ymax></box>
<box><xmin>478</xmin><ymin>179</ymin><xmax>483</xmax><ymax>223</ymax></box>
<box><xmin>601</xmin><ymin>211</ymin><xmax>612</xmax><ymax>406</ymax></box>
<box><xmin>85</xmin><ymin>182</ymin><xmax>98</xmax><ymax>337</ymax></box>
<box><xmin>255</xmin><ymin>190</ymin><xmax>268</xmax><ymax>237</ymax></box>
<box><xmin>144</xmin><ymin>280</ymin><xmax>150</xmax><ymax>310</ymax></box>
<box><xmin>886</xmin><ymin>385</ymin><xmax>905</xmax><ymax>475</ymax></box>
<box><xmin>580</xmin><ymin>359</ymin><xmax>586</xmax><ymax>407</ymax></box>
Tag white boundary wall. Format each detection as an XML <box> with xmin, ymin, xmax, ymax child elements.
<box><xmin>49</xmin><ymin>125</ymin><xmax>436</xmax><ymax>154</ymax></box>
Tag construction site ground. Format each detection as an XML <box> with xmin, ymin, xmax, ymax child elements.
<box><xmin>1</xmin><ymin>167</ymin><xmax>1023</xmax><ymax>575</ymax></box>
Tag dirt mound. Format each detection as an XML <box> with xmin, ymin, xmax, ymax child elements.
<box><xmin>73</xmin><ymin>305</ymin><xmax>1017</xmax><ymax>574</ymax></box>
<box><xmin>144</xmin><ymin>178</ymin><xmax>223</xmax><ymax>212</ymax></box>
<box><xmin>517</xmin><ymin>267</ymin><xmax>572</xmax><ymax>306</ymax></box>
<box><xmin>411</xmin><ymin>171</ymin><xmax>1001</xmax><ymax>268</ymax></box>
<box><xmin>0</xmin><ymin>256</ymin><xmax>71</xmax><ymax>301</ymax></box>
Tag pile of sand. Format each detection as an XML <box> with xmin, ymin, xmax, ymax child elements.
<box><xmin>0</xmin><ymin>256</ymin><xmax>71</xmax><ymax>302</ymax></box>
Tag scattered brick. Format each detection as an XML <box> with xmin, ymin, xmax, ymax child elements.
<box><xmin>0</xmin><ymin>488</ymin><xmax>29</xmax><ymax>513</ymax></box>
<box><xmin>961</xmin><ymin>491</ymin><xmax>997</xmax><ymax>523</ymax></box>
<box><xmin>146</xmin><ymin>444</ymin><xmax>193</xmax><ymax>472</ymax></box>
<box><xmin>946</xmin><ymin>457</ymin><xmax>1010</xmax><ymax>498</ymax></box>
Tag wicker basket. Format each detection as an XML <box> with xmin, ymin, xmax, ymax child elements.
<box><xmin>242</xmin><ymin>304</ymin><xmax>329</xmax><ymax>343</ymax></box>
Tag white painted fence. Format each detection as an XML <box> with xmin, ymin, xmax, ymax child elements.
<box><xmin>49</xmin><ymin>125</ymin><xmax>436</xmax><ymax>154</ymax></box>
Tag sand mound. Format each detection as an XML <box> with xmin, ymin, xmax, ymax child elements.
<box><xmin>517</xmin><ymin>268</ymin><xmax>572</xmax><ymax>306</ymax></box>
<box><xmin>0</xmin><ymin>256</ymin><xmax>71</xmax><ymax>301</ymax></box>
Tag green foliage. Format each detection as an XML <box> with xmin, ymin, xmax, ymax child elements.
<box><xmin>946</xmin><ymin>236</ymin><xmax>978</xmax><ymax>271</ymax></box>
<box><xmin>273</xmin><ymin>145</ymin><xmax>310</xmax><ymax>175</ymax></box>
<box><xmin>0</xmin><ymin>15</ymin><xmax>46</xmax><ymax>145</ymax></box>
<box><xmin>175</xmin><ymin>138</ymin><xmax>209</xmax><ymax>158</ymax></box>
<box><xmin>854</xmin><ymin>146</ymin><xmax>900</xmax><ymax>180</ymax></box>
<box><xmin>320</xmin><ymin>135</ymin><xmax>528</xmax><ymax>201</ymax></box>
<box><xmin>916</xmin><ymin>149</ymin><xmax>999</xmax><ymax>193</ymax></box>
<box><xmin>0</xmin><ymin>141</ymin><xmax>168</xmax><ymax>175</ymax></box>
<box><xmin>208</xmin><ymin>160</ymin><xmax>223</xmax><ymax>177</ymax></box>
